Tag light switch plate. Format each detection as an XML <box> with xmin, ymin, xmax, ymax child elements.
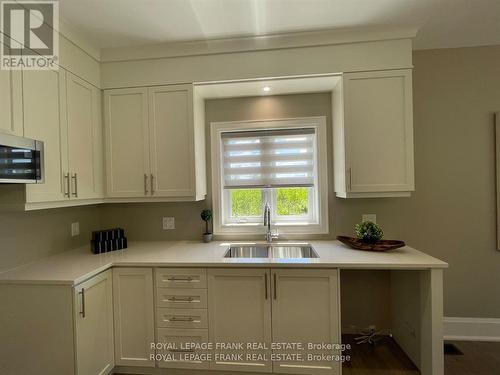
<box><xmin>71</xmin><ymin>222</ymin><xmax>80</xmax><ymax>236</ymax></box>
<box><xmin>362</xmin><ymin>214</ymin><xmax>377</xmax><ymax>223</ymax></box>
<box><xmin>163</xmin><ymin>217</ymin><xmax>175</xmax><ymax>230</ymax></box>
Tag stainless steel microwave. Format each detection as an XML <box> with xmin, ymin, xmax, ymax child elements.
<box><xmin>0</xmin><ymin>133</ymin><xmax>44</xmax><ymax>183</ymax></box>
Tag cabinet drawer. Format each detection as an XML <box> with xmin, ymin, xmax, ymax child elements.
<box><xmin>156</xmin><ymin>328</ymin><xmax>209</xmax><ymax>369</ymax></box>
<box><xmin>156</xmin><ymin>288</ymin><xmax>207</xmax><ymax>309</ymax></box>
<box><xmin>157</xmin><ymin>308</ymin><xmax>208</xmax><ymax>329</ymax></box>
<box><xmin>156</xmin><ymin>268</ymin><xmax>207</xmax><ymax>289</ymax></box>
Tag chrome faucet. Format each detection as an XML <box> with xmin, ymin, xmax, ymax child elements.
<box><xmin>264</xmin><ymin>202</ymin><xmax>278</xmax><ymax>243</ymax></box>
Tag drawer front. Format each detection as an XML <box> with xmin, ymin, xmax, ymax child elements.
<box><xmin>156</xmin><ymin>268</ymin><xmax>207</xmax><ymax>289</ymax></box>
<box><xmin>156</xmin><ymin>328</ymin><xmax>209</xmax><ymax>369</ymax></box>
<box><xmin>156</xmin><ymin>288</ymin><xmax>207</xmax><ymax>309</ymax></box>
<box><xmin>157</xmin><ymin>308</ymin><xmax>208</xmax><ymax>329</ymax></box>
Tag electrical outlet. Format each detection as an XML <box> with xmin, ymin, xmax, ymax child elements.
<box><xmin>162</xmin><ymin>217</ymin><xmax>175</xmax><ymax>230</ymax></box>
<box><xmin>71</xmin><ymin>222</ymin><xmax>80</xmax><ymax>237</ymax></box>
<box><xmin>362</xmin><ymin>214</ymin><xmax>377</xmax><ymax>223</ymax></box>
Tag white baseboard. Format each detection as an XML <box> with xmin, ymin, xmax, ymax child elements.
<box><xmin>444</xmin><ymin>317</ymin><xmax>500</xmax><ymax>342</ymax></box>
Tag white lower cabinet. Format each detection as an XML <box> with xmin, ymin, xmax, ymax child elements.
<box><xmin>1</xmin><ymin>266</ymin><xmax>340</xmax><ymax>375</ymax></box>
<box><xmin>207</xmin><ymin>268</ymin><xmax>340</xmax><ymax>375</ymax></box>
<box><xmin>74</xmin><ymin>270</ymin><xmax>114</xmax><ymax>375</ymax></box>
<box><xmin>0</xmin><ymin>270</ymin><xmax>114</xmax><ymax>375</ymax></box>
<box><xmin>112</xmin><ymin>267</ymin><xmax>155</xmax><ymax>367</ymax></box>
<box><xmin>272</xmin><ymin>269</ymin><xmax>341</xmax><ymax>375</ymax></box>
<box><xmin>208</xmin><ymin>268</ymin><xmax>273</xmax><ymax>372</ymax></box>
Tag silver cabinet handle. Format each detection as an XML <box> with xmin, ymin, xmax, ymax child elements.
<box><xmin>150</xmin><ymin>174</ymin><xmax>154</xmax><ymax>195</ymax></box>
<box><xmin>64</xmin><ymin>173</ymin><xmax>70</xmax><ymax>197</ymax></box>
<box><xmin>273</xmin><ymin>273</ymin><xmax>277</xmax><ymax>300</ymax></box>
<box><xmin>71</xmin><ymin>173</ymin><xmax>78</xmax><ymax>197</ymax></box>
<box><xmin>79</xmin><ymin>288</ymin><xmax>85</xmax><ymax>318</ymax></box>
<box><xmin>169</xmin><ymin>316</ymin><xmax>195</xmax><ymax>322</ymax></box>
<box><xmin>144</xmin><ymin>173</ymin><xmax>148</xmax><ymax>195</ymax></box>
<box><xmin>168</xmin><ymin>296</ymin><xmax>194</xmax><ymax>302</ymax></box>
<box><xmin>167</xmin><ymin>276</ymin><xmax>193</xmax><ymax>282</ymax></box>
<box><xmin>265</xmin><ymin>273</ymin><xmax>268</xmax><ymax>300</ymax></box>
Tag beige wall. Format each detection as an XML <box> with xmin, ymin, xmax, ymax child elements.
<box><xmin>0</xmin><ymin>204</ymin><xmax>101</xmax><ymax>272</ymax></box>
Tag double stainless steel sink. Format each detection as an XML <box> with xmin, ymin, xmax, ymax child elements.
<box><xmin>224</xmin><ymin>244</ymin><xmax>318</xmax><ymax>259</ymax></box>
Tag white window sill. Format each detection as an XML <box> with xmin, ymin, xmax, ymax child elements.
<box><xmin>216</xmin><ymin>222</ymin><xmax>328</xmax><ymax>235</ymax></box>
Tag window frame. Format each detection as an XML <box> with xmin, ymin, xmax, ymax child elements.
<box><xmin>211</xmin><ymin>117</ymin><xmax>329</xmax><ymax>235</ymax></box>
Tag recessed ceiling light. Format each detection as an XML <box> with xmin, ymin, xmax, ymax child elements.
<box><xmin>262</xmin><ymin>86</ymin><xmax>271</xmax><ymax>92</ymax></box>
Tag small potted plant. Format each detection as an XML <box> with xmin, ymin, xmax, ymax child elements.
<box><xmin>200</xmin><ymin>209</ymin><xmax>213</xmax><ymax>243</ymax></box>
<box><xmin>355</xmin><ymin>221</ymin><xmax>384</xmax><ymax>244</ymax></box>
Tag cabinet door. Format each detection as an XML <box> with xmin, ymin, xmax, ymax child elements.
<box><xmin>104</xmin><ymin>88</ymin><xmax>150</xmax><ymax>197</ymax></box>
<box><xmin>24</xmin><ymin>69</ymin><xmax>69</xmax><ymax>202</ymax></box>
<box><xmin>66</xmin><ymin>72</ymin><xmax>103</xmax><ymax>200</ymax></box>
<box><xmin>148</xmin><ymin>85</ymin><xmax>194</xmax><ymax>197</ymax></box>
<box><xmin>207</xmin><ymin>268</ymin><xmax>272</xmax><ymax>372</ymax></box>
<box><xmin>272</xmin><ymin>269</ymin><xmax>340</xmax><ymax>375</ymax></box>
<box><xmin>0</xmin><ymin>39</ymin><xmax>23</xmax><ymax>136</ymax></box>
<box><xmin>113</xmin><ymin>268</ymin><xmax>155</xmax><ymax>367</ymax></box>
<box><xmin>343</xmin><ymin>69</ymin><xmax>414</xmax><ymax>193</ymax></box>
<box><xmin>75</xmin><ymin>270</ymin><xmax>114</xmax><ymax>375</ymax></box>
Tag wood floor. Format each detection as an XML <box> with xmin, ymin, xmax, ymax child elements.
<box><xmin>342</xmin><ymin>334</ymin><xmax>418</xmax><ymax>375</ymax></box>
<box><xmin>342</xmin><ymin>335</ymin><xmax>500</xmax><ymax>375</ymax></box>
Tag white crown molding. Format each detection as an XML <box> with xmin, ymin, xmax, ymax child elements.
<box><xmin>100</xmin><ymin>26</ymin><xmax>418</xmax><ymax>63</ymax></box>
<box><xmin>444</xmin><ymin>317</ymin><xmax>500</xmax><ymax>342</ymax></box>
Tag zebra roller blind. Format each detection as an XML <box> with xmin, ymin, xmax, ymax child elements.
<box><xmin>221</xmin><ymin>128</ymin><xmax>316</xmax><ymax>189</ymax></box>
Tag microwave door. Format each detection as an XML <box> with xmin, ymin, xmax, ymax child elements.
<box><xmin>0</xmin><ymin>146</ymin><xmax>39</xmax><ymax>183</ymax></box>
<box><xmin>0</xmin><ymin>134</ymin><xmax>44</xmax><ymax>183</ymax></box>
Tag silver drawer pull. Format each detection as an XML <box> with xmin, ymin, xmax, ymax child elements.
<box><xmin>167</xmin><ymin>296</ymin><xmax>195</xmax><ymax>302</ymax></box>
<box><xmin>166</xmin><ymin>276</ymin><xmax>194</xmax><ymax>282</ymax></box>
<box><xmin>169</xmin><ymin>316</ymin><xmax>195</xmax><ymax>322</ymax></box>
<box><xmin>169</xmin><ymin>348</ymin><xmax>195</xmax><ymax>353</ymax></box>
<box><xmin>71</xmin><ymin>173</ymin><xmax>78</xmax><ymax>197</ymax></box>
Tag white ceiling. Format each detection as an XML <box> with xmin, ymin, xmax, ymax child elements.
<box><xmin>58</xmin><ymin>0</ymin><xmax>500</xmax><ymax>50</ymax></box>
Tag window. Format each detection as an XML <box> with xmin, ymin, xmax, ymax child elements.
<box><xmin>211</xmin><ymin>117</ymin><xmax>328</xmax><ymax>235</ymax></box>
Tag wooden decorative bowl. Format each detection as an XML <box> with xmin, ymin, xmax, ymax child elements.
<box><xmin>337</xmin><ymin>236</ymin><xmax>405</xmax><ymax>252</ymax></box>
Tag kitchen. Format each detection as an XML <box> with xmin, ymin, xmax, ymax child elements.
<box><xmin>1</xmin><ymin>1</ymin><xmax>499</xmax><ymax>375</ymax></box>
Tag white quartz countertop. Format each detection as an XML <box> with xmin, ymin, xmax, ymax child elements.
<box><xmin>0</xmin><ymin>240</ymin><xmax>448</xmax><ymax>286</ymax></box>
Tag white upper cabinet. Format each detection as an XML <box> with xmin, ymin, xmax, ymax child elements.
<box><xmin>66</xmin><ymin>72</ymin><xmax>104</xmax><ymax>200</ymax></box>
<box><xmin>334</xmin><ymin>69</ymin><xmax>414</xmax><ymax>198</ymax></box>
<box><xmin>104</xmin><ymin>84</ymin><xmax>206</xmax><ymax>201</ymax></box>
<box><xmin>21</xmin><ymin>69</ymin><xmax>104</xmax><ymax>208</ymax></box>
<box><xmin>148</xmin><ymin>85</ymin><xmax>194</xmax><ymax>197</ymax></box>
<box><xmin>104</xmin><ymin>88</ymin><xmax>150</xmax><ymax>197</ymax></box>
<box><xmin>24</xmin><ymin>69</ymin><xmax>66</xmax><ymax>203</ymax></box>
<box><xmin>74</xmin><ymin>270</ymin><xmax>114</xmax><ymax>375</ymax></box>
<box><xmin>0</xmin><ymin>40</ymin><xmax>23</xmax><ymax>136</ymax></box>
